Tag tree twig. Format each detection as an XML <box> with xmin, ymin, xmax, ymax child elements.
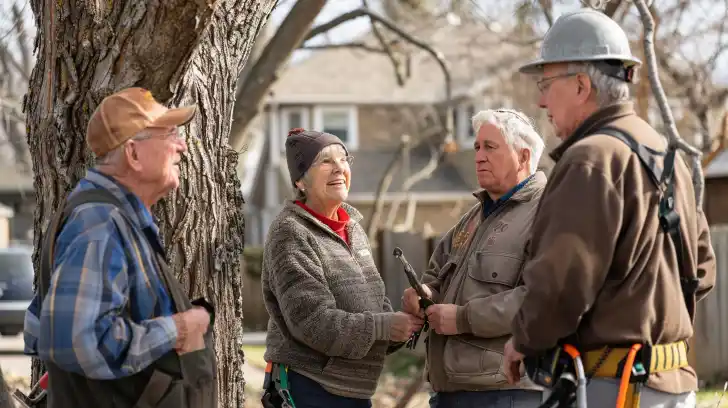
<box><xmin>385</xmin><ymin>142</ymin><xmax>444</xmax><ymax>228</ymax></box>
<box><xmin>631</xmin><ymin>0</ymin><xmax>704</xmax><ymax>210</ymax></box>
<box><xmin>362</xmin><ymin>0</ymin><xmax>406</xmax><ymax>86</ymax></box>
<box><xmin>299</xmin><ymin>42</ymin><xmax>387</xmax><ymax>53</ymax></box>
<box><xmin>365</xmin><ymin>135</ymin><xmax>409</xmax><ymax>242</ymax></box>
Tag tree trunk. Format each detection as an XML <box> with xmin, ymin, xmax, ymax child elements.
<box><xmin>24</xmin><ymin>1</ymin><xmax>275</xmax><ymax>407</ymax></box>
<box><xmin>0</xmin><ymin>368</ymin><xmax>13</xmax><ymax>408</ymax></box>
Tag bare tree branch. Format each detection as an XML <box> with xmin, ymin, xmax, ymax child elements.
<box><xmin>362</xmin><ymin>0</ymin><xmax>407</xmax><ymax>86</ymax></box>
<box><xmin>385</xmin><ymin>141</ymin><xmax>444</xmax><ymax>228</ymax></box>
<box><xmin>365</xmin><ymin>135</ymin><xmax>409</xmax><ymax>242</ymax></box>
<box><xmin>230</xmin><ymin>5</ymin><xmax>453</xmax><ymax>152</ymax></box>
<box><xmin>304</xmin><ymin>9</ymin><xmax>369</xmax><ymax>42</ymax></box>
<box><xmin>632</xmin><ymin>0</ymin><xmax>705</xmax><ymax>210</ymax></box>
<box><xmin>228</xmin><ymin>0</ymin><xmax>328</xmax><ymax>152</ymax></box>
<box><xmin>537</xmin><ymin>0</ymin><xmax>554</xmax><ymax>26</ymax></box>
<box><xmin>300</xmin><ymin>42</ymin><xmax>388</xmax><ymax>53</ymax></box>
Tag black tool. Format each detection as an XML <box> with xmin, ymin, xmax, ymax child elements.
<box><xmin>393</xmin><ymin>247</ymin><xmax>434</xmax><ymax>349</ymax></box>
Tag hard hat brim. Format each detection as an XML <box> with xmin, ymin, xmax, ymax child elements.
<box><xmin>518</xmin><ymin>54</ymin><xmax>643</xmax><ymax>75</ymax></box>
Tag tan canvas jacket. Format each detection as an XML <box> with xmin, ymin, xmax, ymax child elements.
<box><xmin>511</xmin><ymin>102</ymin><xmax>717</xmax><ymax>395</ymax></box>
<box><xmin>421</xmin><ymin>172</ymin><xmax>547</xmax><ymax>393</ymax></box>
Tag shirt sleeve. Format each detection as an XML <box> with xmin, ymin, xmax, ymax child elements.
<box><xmin>37</xmin><ymin>231</ymin><xmax>178</xmax><ymax>379</ymax></box>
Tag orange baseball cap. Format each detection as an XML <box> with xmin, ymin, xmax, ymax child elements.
<box><xmin>86</xmin><ymin>87</ymin><xmax>197</xmax><ymax>157</ymax></box>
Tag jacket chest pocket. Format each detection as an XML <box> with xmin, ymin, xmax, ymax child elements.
<box><xmin>461</xmin><ymin>252</ymin><xmax>524</xmax><ymax>301</ymax></box>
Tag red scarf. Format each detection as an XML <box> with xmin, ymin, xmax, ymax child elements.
<box><xmin>295</xmin><ymin>201</ymin><xmax>350</xmax><ymax>245</ymax></box>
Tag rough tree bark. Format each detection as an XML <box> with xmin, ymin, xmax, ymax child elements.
<box><xmin>0</xmin><ymin>368</ymin><xmax>12</xmax><ymax>408</ymax></box>
<box><xmin>24</xmin><ymin>1</ymin><xmax>275</xmax><ymax>407</ymax></box>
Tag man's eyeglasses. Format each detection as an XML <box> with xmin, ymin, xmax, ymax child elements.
<box><xmin>536</xmin><ymin>73</ymin><xmax>577</xmax><ymax>93</ymax></box>
<box><xmin>133</xmin><ymin>129</ymin><xmax>185</xmax><ymax>142</ymax></box>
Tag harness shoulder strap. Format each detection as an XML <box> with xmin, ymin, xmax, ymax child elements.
<box><xmin>38</xmin><ymin>189</ymin><xmax>126</xmax><ymax>306</ymax></box>
<box><xmin>591</xmin><ymin>126</ymin><xmax>699</xmax><ymax>319</ymax></box>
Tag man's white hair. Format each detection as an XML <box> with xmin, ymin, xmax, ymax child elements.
<box><xmin>566</xmin><ymin>62</ymin><xmax>630</xmax><ymax>107</ymax></box>
<box><xmin>471</xmin><ymin>108</ymin><xmax>545</xmax><ymax>174</ymax></box>
<box><xmin>95</xmin><ymin>129</ymin><xmax>153</xmax><ymax>166</ymax></box>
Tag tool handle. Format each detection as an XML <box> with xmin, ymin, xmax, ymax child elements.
<box><xmin>39</xmin><ymin>373</ymin><xmax>48</xmax><ymax>390</ymax></box>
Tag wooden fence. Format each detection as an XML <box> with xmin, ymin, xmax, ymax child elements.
<box><xmin>691</xmin><ymin>225</ymin><xmax>728</xmax><ymax>386</ymax></box>
<box><xmin>240</xmin><ymin>226</ymin><xmax>727</xmax><ymax>385</ymax></box>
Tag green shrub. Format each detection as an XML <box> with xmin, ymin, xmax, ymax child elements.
<box><xmin>383</xmin><ymin>349</ymin><xmax>425</xmax><ymax>378</ymax></box>
<box><xmin>243</xmin><ymin>246</ymin><xmax>264</xmax><ymax>278</ymax></box>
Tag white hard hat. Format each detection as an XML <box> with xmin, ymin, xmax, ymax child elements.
<box><xmin>519</xmin><ymin>9</ymin><xmax>642</xmax><ymax>77</ymax></box>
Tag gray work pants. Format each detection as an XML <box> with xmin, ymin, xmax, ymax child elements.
<box><xmin>429</xmin><ymin>389</ymin><xmax>544</xmax><ymax>408</ymax></box>
<box><xmin>582</xmin><ymin>378</ymin><xmax>696</xmax><ymax>408</ymax></box>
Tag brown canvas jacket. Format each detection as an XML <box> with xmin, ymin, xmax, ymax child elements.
<box><xmin>421</xmin><ymin>172</ymin><xmax>547</xmax><ymax>393</ymax></box>
<box><xmin>511</xmin><ymin>102</ymin><xmax>717</xmax><ymax>394</ymax></box>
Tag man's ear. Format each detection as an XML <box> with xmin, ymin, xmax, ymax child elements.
<box><xmin>124</xmin><ymin>142</ymin><xmax>143</xmax><ymax>172</ymax></box>
<box><xmin>576</xmin><ymin>73</ymin><xmax>593</xmax><ymax>102</ymax></box>
<box><xmin>519</xmin><ymin>148</ymin><xmax>531</xmax><ymax>172</ymax></box>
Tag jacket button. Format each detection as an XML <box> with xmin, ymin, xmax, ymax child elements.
<box><xmin>492</xmin><ymin>272</ymin><xmax>497</xmax><ymax>278</ymax></box>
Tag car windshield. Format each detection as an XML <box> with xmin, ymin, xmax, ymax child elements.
<box><xmin>0</xmin><ymin>251</ymin><xmax>34</xmax><ymax>281</ymax></box>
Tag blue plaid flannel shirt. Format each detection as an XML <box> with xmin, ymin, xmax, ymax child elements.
<box><xmin>23</xmin><ymin>169</ymin><xmax>178</xmax><ymax>379</ymax></box>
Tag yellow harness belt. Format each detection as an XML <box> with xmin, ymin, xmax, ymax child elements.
<box><xmin>582</xmin><ymin>341</ymin><xmax>689</xmax><ymax>408</ymax></box>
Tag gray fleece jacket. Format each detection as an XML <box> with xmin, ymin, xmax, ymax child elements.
<box><xmin>261</xmin><ymin>200</ymin><xmax>399</xmax><ymax>399</ymax></box>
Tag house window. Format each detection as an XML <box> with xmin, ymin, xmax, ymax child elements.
<box><xmin>281</xmin><ymin>107</ymin><xmax>309</xmax><ymax>133</ymax></box>
<box><xmin>455</xmin><ymin>102</ymin><xmax>476</xmax><ymax>145</ymax></box>
<box><xmin>280</xmin><ymin>107</ymin><xmax>310</xmax><ymax>151</ymax></box>
<box><xmin>314</xmin><ymin>106</ymin><xmax>358</xmax><ymax>150</ymax></box>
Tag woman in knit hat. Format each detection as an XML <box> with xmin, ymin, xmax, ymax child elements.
<box><xmin>260</xmin><ymin>128</ymin><xmax>424</xmax><ymax>408</ymax></box>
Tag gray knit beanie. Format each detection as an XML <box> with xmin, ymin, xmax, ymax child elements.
<box><xmin>285</xmin><ymin>128</ymin><xmax>348</xmax><ymax>186</ymax></box>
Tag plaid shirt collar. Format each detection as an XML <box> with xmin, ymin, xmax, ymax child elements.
<box><xmin>81</xmin><ymin>169</ymin><xmax>159</xmax><ymax>236</ymax></box>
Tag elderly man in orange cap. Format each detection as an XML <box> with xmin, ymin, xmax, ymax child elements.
<box><xmin>23</xmin><ymin>88</ymin><xmax>217</xmax><ymax>408</ymax></box>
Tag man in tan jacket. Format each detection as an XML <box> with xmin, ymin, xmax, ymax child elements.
<box><xmin>402</xmin><ymin>108</ymin><xmax>547</xmax><ymax>408</ymax></box>
<box><xmin>501</xmin><ymin>10</ymin><xmax>716</xmax><ymax>408</ymax></box>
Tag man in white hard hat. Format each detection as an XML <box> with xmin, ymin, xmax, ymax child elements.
<box><xmin>500</xmin><ymin>9</ymin><xmax>716</xmax><ymax>408</ymax></box>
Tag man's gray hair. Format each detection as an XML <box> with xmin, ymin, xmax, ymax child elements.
<box><xmin>566</xmin><ymin>62</ymin><xmax>630</xmax><ymax>107</ymax></box>
<box><xmin>471</xmin><ymin>108</ymin><xmax>545</xmax><ymax>174</ymax></box>
<box><xmin>95</xmin><ymin>129</ymin><xmax>153</xmax><ymax>166</ymax></box>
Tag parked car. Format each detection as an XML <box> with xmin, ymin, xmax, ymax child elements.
<box><xmin>0</xmin><ymin>246</ymin><xmax>34</xmax><ymax>336</ymax></box>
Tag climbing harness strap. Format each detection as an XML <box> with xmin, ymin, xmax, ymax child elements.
<box><xmin>525</xmin><ymin>127</ymin><xmax>701</xmax><ymax>408</ymax></box>
<box><xmin>261</xmin><ymin>362</ymin><xmax>296</xmax><ymax>408</ymax></box>
<box><xmin>598</xmin><ymin>127</ymin><xmax>700</xmax><ymax>318</ymax></box>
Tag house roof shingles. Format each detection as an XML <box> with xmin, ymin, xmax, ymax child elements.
<box><xmin>268</xmin><ymin>18</ymin><xmax>535</xmax><ymax>105</ymax></box>
<box><xmin>348</xmin><ymin>146</ymin><xmax>472</xmax><ymax>196</ymax></box>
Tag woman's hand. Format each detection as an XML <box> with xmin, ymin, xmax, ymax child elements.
<box><xmin>389</xmin><ymin>311</ymin><xmax>425</xmax><ymax>342</ymax></box>
<box><xmin>402</xmin><ymin>285</ymin><xmax>432</xmax><ymax>318</ymax></box>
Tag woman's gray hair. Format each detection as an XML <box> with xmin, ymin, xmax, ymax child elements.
<box><xmin>471</xmin><ymin>108</ymin><xmax>545</xmax><ymax>174</ymax></box>
<box><xmin>566</xmin><ymin>62</ymin><xmax>630</xmax><ymax>107</ymax></box>
<box><xmin>292</xmin><ymin>144</ymin><xmax>348</xmax><ymax>200</ymax></box>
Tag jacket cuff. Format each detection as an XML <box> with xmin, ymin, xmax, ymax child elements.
<box><xmin>373</xmin><ymin>312</ymin><xmax>394</xmax><ymax>341</ymax></box>
<box><xmin>513</xmin><ymin>336</ymin><xmax>540</xmax><ymax>356</ymax></box>
<box><xmin>455</xmin><ymin>305</ymin><xmax>471</xmax><ymax>334</ymax></box>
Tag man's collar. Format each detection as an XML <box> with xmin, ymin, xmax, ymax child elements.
<box><xmin>474</xmin><ymin>171</ymin><xmax>547</xmax><ymax>205</ymax></box>
<box><xmin>81</xmin><ymin>169</ymin><xmax>158</xmax><ymax>232</ymax></box>
<box><xmin>550</xmin><ymin>101</ymin><xmax>636</xmax><ymax>162</ymax></box>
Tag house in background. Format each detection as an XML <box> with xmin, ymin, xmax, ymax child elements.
<box><xmin>0</xmin><ymin>165</ymin><xmax>35</xmax><ymax>246</ymax></box>
<box><xmin>0</xmin><ymin>204</ymin><xmax>13</xmax><ymax>248</ymax></box>
<box><xmin>704</xmin><ymin>148</ymin><xmax>728</xmax><ymax>225</ymax></box>
<box><xmin>238</xmin><ymin>17</ymin><xmax>551</xmax><ymax>247</ymax></box>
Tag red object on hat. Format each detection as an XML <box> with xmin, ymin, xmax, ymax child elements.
<box><xmin>288</xmin><ymin>128</ymin><xmax>305</xmax><ymax>136</ymax></box>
